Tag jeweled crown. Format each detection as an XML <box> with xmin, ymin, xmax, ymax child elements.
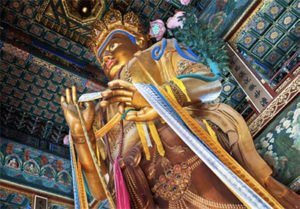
<box><xmin>89</xmin><ymin>9</ymin><xmax>145</xmax><ymax>55</ymax></box>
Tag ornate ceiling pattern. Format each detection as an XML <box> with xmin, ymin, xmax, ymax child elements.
<box><xmin>0</xmin><ymin>40</ymin><xmax>105</xmax><ymax>152</ymax></box>
<box><xmin>235</xmin><ymin>0</ymin><xmax>300</xmax><ymax>87</ymax></box>
<box><xmin>0</xmin><ymin>1</ymin><xmax>101</xmax><ymax>74</ymax></box>
<box><xmin>217</xmin><ymin>71</ymin><xmax>254</xmax><ymax>119</ymax></box>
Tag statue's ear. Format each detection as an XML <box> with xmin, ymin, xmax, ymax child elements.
<box><xmin>135</xmin><ymin>35</ymin><xmax>148</xmax><ymax>50</ymax></box>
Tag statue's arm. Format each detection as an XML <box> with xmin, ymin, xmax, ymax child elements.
<box><xmin>72</xmin><ymin>133</ymin><xmax>107</xmax><ymax>200</ymax></box>
<box><xmin>61</xmin><ymin>87</ymin><xmax>106</xmax><ymax>200</ymax></box>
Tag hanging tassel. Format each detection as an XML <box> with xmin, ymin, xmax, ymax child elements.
<box><xmin>165</xmin><ymin>84</ymin><xmax>176</xmax><ymax>101</ymax></box>
<box><xmin>77</xmin><ymin>158</ymin><xmax>89</xmax><ymax>209</ymax></box>
<box><xmin>148</xmin><ymin>121</ymin><xmax>165</xmax><ymax>156</ymax></box>
<box><xmin>95</xmin><ymin>113</ymin><xmax>122</xmax><ymax>140</ymax></box>
<box><xmin>202</xmin><ymin>120</ymin><xmax>219</xmax><ymax>145</ymax></box>
<box><xmin>96</xmin><ymin>141</ymin><xmax>101</xmax><ymax>166</ymax></box>
<box><xmin>136</xmin><ymin>122</ymin><xmax>151</xmax><ymax>160</ymax></box>
<box><xmin>69</xmin><ymin>133</ymin><xmax>89</xmax><ymax>209</ymax></box>
<box><xmin>142</xmin><ymin>122</ymin><xmax>152</xmax><ymax>147</ymax></box>
<box><xmin>114</xmin><ymin>157</ymin><xmax>130</xmax><ymax>209</ymax></box>
<box><xmin>171</xmin><ymin>77</ymin><xmax>191</xmax><ymax>102</ymax></box>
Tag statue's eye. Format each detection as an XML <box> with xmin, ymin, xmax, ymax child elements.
<box><xmin>110</xmin><ymin>43</ymin><xmax>118</xmax><ymax>51</ymax></box>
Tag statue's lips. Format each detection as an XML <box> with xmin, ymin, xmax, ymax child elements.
<box><xmin>106</xmin><ymin>58</ymin><xmax>116</xmax><ymax>70</ymax></box>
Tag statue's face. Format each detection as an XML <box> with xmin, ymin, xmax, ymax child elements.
<box><xmin>99</xmin><ymin>33</ymin><xmax>140</xmax><ymax>80</ymax></box>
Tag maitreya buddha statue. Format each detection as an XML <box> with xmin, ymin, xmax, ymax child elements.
<box><xmin>61</xmin><ymin>9</ymin><xmax>300</xmax><ymax>209</ymax></box>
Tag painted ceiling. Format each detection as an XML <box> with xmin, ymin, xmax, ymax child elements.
<box><xmin>235</xmin><ymin>0</ymin><xmax>300</xmax><ymax>87</ymax></box>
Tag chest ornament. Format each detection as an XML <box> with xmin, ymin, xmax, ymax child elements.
<box><xmin>152</xmin><ymin>156</ymin><xmax>200</xmax><ymax>201</ymax></box>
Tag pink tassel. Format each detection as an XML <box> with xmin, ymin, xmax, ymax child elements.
<box><xmin>114</xmin><ymin>157</ymin><xmax>130</xmax><ymax>209</ymax></box>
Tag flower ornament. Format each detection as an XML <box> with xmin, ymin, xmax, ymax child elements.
<box><xmin>166</xmin><ymin>11</ymin><xmax>185</xmax><ymax>29</ymax></box>
<box><xmin>283</xmin><ymin>120</ymin><xmax>291</xmax><ymax>129</ymax></box>
<box><xmin>149</xmin><ymin>19</ymin><xmax>166</xmax><ymax>41</ymax></box>
<box><xmin>180</xmin><ymin>0</ymin><xmax>191</xmax><ymax>5</ymax></box>
<box><xmin>63</xmin><ymin>135</ymin><xmax>70</xmax><ymax>145</ymax></box>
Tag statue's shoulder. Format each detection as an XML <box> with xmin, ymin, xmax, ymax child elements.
<box><xmin>140</xmin><ymin>39</ymin><xmax>176</xmax><ymax>56</ymax></box>
<box><xmin>141</xmin><ymin>38</ymin><xmax>194</xmax><ymax>64</ymax></box>
<box><xmin>129</xmin><ymin>39</ymin><xmax>208</xmax><ymax>77</ymax></box>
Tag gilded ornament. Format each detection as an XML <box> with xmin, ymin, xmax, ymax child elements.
<box><xmin>152</xmin><ymin>156</ymin><xmax>201</xmax><ymax>201</ymax></box>
<box><xmin>270</xmin><ymin>31</ymin><xmax>278</xmax><ymax>40</ymax></box>
<box><xmin>257</xmin><ymin>45</ymin><xmax>265</xmax><ymax>53</ymax></box>
<box><xmin>12</xmin><ymin>1</ymin><xmax>20</xmax><ymax>8</ymax></box>
<box><xmin>295</xmin><ymin>26</ymin><xmax>300</xmax><ymax>34</ymax></box>
<box><xmin>283</xmin><ymin>16</ymin><xmax>292</xmax><ymax>25</ymax></box>
<box><xmin>256</xmin><ymin>21</ymin><xmax>265</xmax><ymax>30</ymax></box>
<box><xmin>244</xmin><ymin>36</ymin><xmax>252</xmax><ymax>45</ymax></box>
<box><xmin>223</xmin><ymin>85</ymin><xmax>231</xmax><ymax>92</ymax></box>
<box><xmin>275</xmin><ymin>78</ymin><xmax>291</xmax><ymax>93</ymax></box>
<box><xmin>270</xmin><ymin>6</ymin><xmax>279</xmax><ymax>15</ymax></box>
<box><xmin>282</xmin><ymin>40</ymin><xmax>290</xmax><ymax>48</ymax></box>
<box><xmin>270</xmin><ymin>54</ymin><xmax>278</xmax><ymax>62</ymax></box>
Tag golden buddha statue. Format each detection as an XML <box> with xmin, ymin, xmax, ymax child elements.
<box><xmin>61</xmin><ymin>9</ymin><xmax>300</xmax><ymax>209</ymax></box>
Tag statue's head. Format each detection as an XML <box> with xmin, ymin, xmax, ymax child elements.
<box><xmin>90</xmin><ymin>9</ymin><xmax>149</xmax><ymax>79</ymax></box>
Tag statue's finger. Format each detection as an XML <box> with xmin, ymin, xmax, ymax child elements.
<box><xmin>72</xmin><ymin>86</ymin><xmax>77</xmax><ymax>104</ymax></box>
<box><xmin>125</xmin><ymin>111</ymin><xmax>138</xmax><ymax>121</ymax></box>
<box><xmin>108</xmin><ymin>97</ymin><xmax>132</xmax><ymax>104</ymax></box>
<box><xmin>100</xmin><ymin>100</ymin><xmax>109</xmax><ymax>107</ymax></box>
<box><xmin>66</xmin><ymin>88</ymin><xmax>72</xmax><ymax>104</ymax></box>
<box><xmin>102</xmin><ymin>89</ymin><xmax>133</xmax><ymax>98</ymax></box>
<box><xmin>101</xmin><ymin>89</ymin><xmax>112</xmax><ymax>98</ymax></box>
<box><xmin>100</xmin><ymin>97</ymin><xmax>131</xmax><ymax>107</ymax></box>
<box><xmin>60</xmin><ymin>96</ymin><xmax>68</xmax><ymax>114</ymax></box>
<box><xmin>61</xmin><ymin>96</ymin><xmax>67</xmax><ymax>107</ymax></box>
<box><xmin>118</xmin><ymin>103</ymin><xmax>125</xmax><ymax>114</ymax></box>
<box><xmin>108</xmin><ymin>80</ymin><xmax>136</xmax><ymax>91</ymax></box>
<box><xmin>126</xmin><ymin>108</ymin><xmax>158</xmax><ymax>122</ymax></box>
<box><xmin>137</xmin><ymin>108</ymin><xmax>145</xmax><ymax>115</ymax></box>
<box><xmin>112</xmin><ymin>89</ymin><xmax>133</xmax><ymax>97</ymax></box>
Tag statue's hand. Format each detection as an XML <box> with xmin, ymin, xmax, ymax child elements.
<box><xmin>100</xmin><ymin>80</ymin><xmax>159</xmax><ymax>121</ymax></box>
<box><xmin>124</xmin><ymin>106</ymin><xmax>159</xmax><ymax>122</ymax></box>
<box><xmin>61</xmin><ymin>86</ymin><xmax>96</xmax><ymax>136</ymax></box>
<box><xmin>100</xmin><ymin>80</ymin><xmax>149</xmax><ymax>109</ymax></box>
